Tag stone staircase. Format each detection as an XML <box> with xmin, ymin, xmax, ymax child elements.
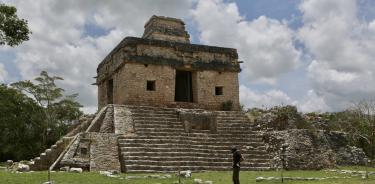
<box><xmin>30</xmin><ymin>137</ymin><xmax>73</xmax><ymax>171</ymax></box>
<box><xmin>118</xmin><ymin>106</ymin><xmax>271</xmax><ymax>173</ymax></box>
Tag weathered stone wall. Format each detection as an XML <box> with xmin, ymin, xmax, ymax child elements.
<box><xmin>89</xmin><ymin>133</ymin><xmax>121</xmax><ymax>172</ymax></box>
<box><xmin>59</xmin><ymin>132</ymin><xmax>121</xmax><ymax>172</ymax></box>
<box><xmin>143</xmin><ymin>15</ymin><xmax>189</xmax><ymax>43</ymax></box>
<box><xmin>96</xmin><ymin>37</ymin><xmax>240</xmax><ymax>85</ymax></box>
<box><xmin>98</xmin><ymin>62</ymin><xmax>240</xmax><ymax>110</ymax></box>
<box><xmin>113</xmin><ymin>105</ymin><xmax>135</xmax><ymax>135</ymax></box>
<box><xmin>113</xmin><ymin>63</ymin><xmax>175</xmax><ymax>107</ymax></box>
<box><xmin>60</xmin><ymin>134</ymin><xmax>90</xmax><ymax>169</ymax></box>
<box><xmin>196</xmin><ymin>71</ymin><xmax>240</xmax><ymax>110</ymax></box>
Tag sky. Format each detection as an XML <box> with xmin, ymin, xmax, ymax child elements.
<box><xmin>1</xmin><ymin>0</ymin><xmax>375</xmax><ymax>113</ymax></box>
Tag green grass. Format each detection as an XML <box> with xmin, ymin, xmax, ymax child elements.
<box><xmin>0</xmin><ymin>167</ymin><xmax>375</xmax><ymax>184</ymax></box>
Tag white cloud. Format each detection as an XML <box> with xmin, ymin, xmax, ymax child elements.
<box><xmin>298</xmin><ymin>0</ymin><xmax>375</xmax><ymax>111</ymax></box>
<box><xmin>0</xmin><ymin>63</ymin><xmax>8</xmax><ymax>83</ymax></box>
<box><xmin>191</xmin><ymin>0</ymin><xmax>301</xmax><ymax>84</ymax></box>
<box><xmin>240</xmin><ymin>85</ymin><xmax>296</xmax><ymax>109</ymax></box>
<box><xmin>297</xmin><ymin>90</ymin><xmax>331</xmax><ymax>112</ymax></box>
<box><xmin>3</xmin><ymin>0</ymin><xmax>194</xmax><ymax>113</ymax></box>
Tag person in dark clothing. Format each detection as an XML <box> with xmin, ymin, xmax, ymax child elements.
<box><xmin>231</xmin><ymin>147</ymin><xmax>243</xmax><ymax>184</ymax></box>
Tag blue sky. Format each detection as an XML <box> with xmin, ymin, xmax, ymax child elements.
<box><xmin>1</xmin><ymin>0</ymin><xmax>375</xmax><ymax>113</ymax></box>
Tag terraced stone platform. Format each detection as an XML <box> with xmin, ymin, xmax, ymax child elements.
<box><xmin>117</xmin><ymin>105</ymin><xmax>271</xmax><ymax>173</ymax></box>
<box><xmin>30</xmin><ymin>105</ymin><xmax>271</xmax><ymax>173</ymax></box>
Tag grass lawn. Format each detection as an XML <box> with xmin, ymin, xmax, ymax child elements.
<box><xmin>0</xmin><ymin>167</ymin><xmax>374</xmax><ymax>184</ymax></box>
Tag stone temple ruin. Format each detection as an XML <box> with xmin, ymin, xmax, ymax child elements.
<box><xmin>28</xmin><ymin>15</ymin><xmax>365</xmax><ymax>173</ymax></box>
<box><xmin>28</xmin><ymin>15</ymin><xmax>271</xmax><ymax>172</ymax></box>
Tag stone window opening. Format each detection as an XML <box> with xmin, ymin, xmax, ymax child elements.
<box><xmin>215</xmin><ymin>86</ymin><xmax>223</xmax><ymax>96</ymax></box>
<box><xmin>147</xmin><ymin>80</ymin><xmax>156</xmax><ymax>91</ymax></box>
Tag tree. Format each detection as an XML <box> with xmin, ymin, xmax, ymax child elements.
<box><xmin>11</xmin><ymin>71</ymin><xmax>83</xmax><ymax>146</ymax></box>
<box><xmin>328</xmin><ymin>100</ymin><xmax>375</xmax><ymax>166</ymax></box>
<box><xmin>0</xmin><ymin>3</ymin><xmax>30</xmax><ymax>46</ymax></box>
<box><xmin>0</xmin><ymin>84</ymin><xmax>45</xmax><ymax>161</ymax></box>
<box><xmin>351</xmin><ymin>100</ymin><xmax>375</xmax><ymax>165</ymax></box>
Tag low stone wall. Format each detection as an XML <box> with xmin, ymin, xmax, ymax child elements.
<box><xmin>58</xmin><ymin>132</ymin><xmax>121</xmax><ymax>172</ymax></box>
<box><xmin>99</xmin><ymin>105</ymin><xmax>114</xmax><ymax>133</ymax></box>
<box><xmin>59</xmin><ymin>133</ymin><xmax>90</xmax><ymax>170</ymax></box>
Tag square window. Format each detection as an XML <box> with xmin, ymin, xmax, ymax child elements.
<box><xmin>147</xmin><ymin>80</ymin><xmax>156</xmax><ymax>91</ymax></box>
<box><xmin>215</xmin><ymin>86</ymin><xmax>223</xmax><ymax>95</ymax></box>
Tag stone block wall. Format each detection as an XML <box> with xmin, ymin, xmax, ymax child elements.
<box><xmin>98</xmin><ymin>62</ymin><xmax>240</xmax><ymax>110</ymax></box>
<box><xmin>59</xmin><ymin>132</ymin><xmax>121</xmax><ymax>172</ymax></box>
<box><xmin>113</xmin><ymin>63</ymin><xmax>175</xmax><ymax>107</ymax></box>
<box><xmin>89</xmin><ymin>133</ymin><xmax>121</xmax><ymax>172</ymax></box>
<box><xmin>196</xmin><ymin>70</ymin><xmax>240</xmax><ymax>110</ymax></box>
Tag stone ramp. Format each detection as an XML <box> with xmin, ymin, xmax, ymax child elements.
<box><xmin>118</xmin><ymin>105</ymin><xmax>271</xmax><ymax>173</ymax></box>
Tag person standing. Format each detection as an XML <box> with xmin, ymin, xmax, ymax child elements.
<box><xmin>231</xmin><ymin>147</ymin><xmax>243</xmax><ymax>184</ymax></box>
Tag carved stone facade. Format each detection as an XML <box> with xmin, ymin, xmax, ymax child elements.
<box><xmin>96</xmin><ymin>15</ymin><xmax>241</xmax><ymax>110</ymax></box>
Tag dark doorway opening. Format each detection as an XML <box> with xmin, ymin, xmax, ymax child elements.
<box><xmin>107</xmin><ymin>79</ymin><xmax>113</xmax><ymax>104</ymax></box>
<box><xmin>175</xmin><ymin>70</ymin><xmax>193</xmax><ymax>102</ymax></box>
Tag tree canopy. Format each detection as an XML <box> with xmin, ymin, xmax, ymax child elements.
<box><xmin>0</xmin><ymin>84</ymin><xmax>45</xmax><ymax>161</ymax></box>
<box><xmin>0</xmin><ymin>71</ymin><xmax>83</xmax><ymax>161</ymax></box>
<box><xmin>0</xmin><ymin>3</ymin><xmax>30</xmax><ymax>46</ymax></box>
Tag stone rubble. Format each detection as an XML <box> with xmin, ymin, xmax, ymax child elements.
<box><xmin>178</xmin><ymin>170</ymin><xmax>192</xmax><ymax>178</ymax></box>
<box><xmin>16</xmin><ymin>163</ymin><xmax>30</xmax><ymax>172</ymax></box>
<box><xmin>255</xmin><ymin>176</ymin><xmax>352</xmax><ymax>182</ymax></box>
<box><xmin>69</xmin><ymin>167</ymin><xmax>83</xmax><ymax>173</ymax></box>
<box><xmin>248</xmin><ymin>105</ymin><xmax>367</xmax><ymax>169</ymax></box>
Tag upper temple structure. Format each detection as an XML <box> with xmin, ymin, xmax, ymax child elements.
<box><xmin>96</xmin><ymin>15</ymin><xmax>241</xmax><ymax>111</ymax></box>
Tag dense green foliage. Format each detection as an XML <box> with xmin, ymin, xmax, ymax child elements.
<box><xmin>0</xmin><ymin>167</ymin><xmax>374</xmax><ymax>184</ymax></box>
<box><xmin>0</xmin><ymin>3</ymin><xmax>30</xmax><ymax>46</ymax></box>
<box><xmin>12</xmin><ymin>71</ymin><xmax>83</xmax><ymax>146</ymax></box>
<box><xmin>0</xmin><ymin>71</ymin><xmax>82</xmax><ymax>161</ymax></box>
<box><xmin>0</xmin><ymin>84</ymin><xmax>44</xmax><ymax>161</ymax></box>
<box><xmin>323</xmin><ymin>102</ymin><xmax>375</xmax><ymax>162</ymax></box>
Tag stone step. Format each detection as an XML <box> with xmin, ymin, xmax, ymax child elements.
<box><xmin>124</xmin><ymin>160</ymin><xmax>270</xmax><ymax>167</ymax></box>
<box><xmin>133</xmin><ymin>120</ymin><xmax>181</xmax><ymax>124</ymax></box>
<box><xmin>122</xmin><ymin>156</ymin><xmax>270</xmax><ymax>163</ymax></box>
<box><xmin>119</xmin><ymin>143</ymin><xmax>266</xmax><ymax>150</ymax></box>
<box><xmin>120</xmin><ymin>147</ymin><xmax>268</xmax><ymax>155</ymax></box>
<box><xmin>135</xmin><ymin>124</ymin><xmax>184</xmax><ymax>129</ymax></box>
<box><xmin>118</xmin><ymin>138</ymin><xmax>264</xmax><ymax>147</ymax></box>
<box><xmin>121</xmin><ymin>151</ymin><xmax>270</xmax><ymax>159</ymax></box>
<box><xmin>126</xmin><ymin>105</ymin><xmax>177</xmax><ymax>112</ymax></box>
<box><xmin>124</xmin><ymin>165</ymin><xmax>270</xmax><ymax>172</ymax></box>
<box><xmin>133</xmin><ymin>131</ymin><xmax>263</xmax><ymax>138</ymax></box>
<box><xmin>119</xmin><ymin>135</ymin><xmax>264</xmax><ymax>142</ymax></box>
<box><xmin>131</xmin><ymin>111</ymin><xmax>177</xmax><ymax>115</ymax></box>
<box><xmin>134</xmin><ymin>117</ymin><xmax>179</xmax><ymax>121</ymax></box>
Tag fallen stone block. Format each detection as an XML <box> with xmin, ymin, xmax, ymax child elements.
<box><xmin>69</xmin><ymin>167</ymin><xmax>83</xmax><ymax>173</ymax></box>
<box><xmin>17</xmin><ymin>164</ymin><xmax>30</xmax><ymax>172</ymax></box>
